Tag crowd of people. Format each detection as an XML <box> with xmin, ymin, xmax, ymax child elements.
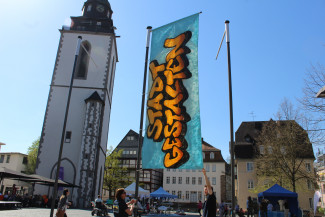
<box><xmin>195</xmin><ymin>195</ymin><xmax>291</xmax><ymax>217</ymax></box>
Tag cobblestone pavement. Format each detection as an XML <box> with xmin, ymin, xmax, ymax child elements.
<box><xmin>0</xmin><ymin>208</ymin><xmax>200</xmax><ymax>217</ymax></box>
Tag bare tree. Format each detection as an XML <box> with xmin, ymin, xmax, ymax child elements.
<box><xmin>299</xmin><ymin>64</ymin><xmax>325</xmax><ymax>146</ymax></box>
<box><xmin>255</xmin><ymin>100</ymin><xmax>316</xmax><ymax>193</ymax></box>
<box><xmin>255</xmin><ymin>119</ymin><xmax>316</xmax><ymax>192</ymax></box>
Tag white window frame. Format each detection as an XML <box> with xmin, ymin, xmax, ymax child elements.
<box><xmin>192</xmin><ymin>177</ymin><xmax>196</xmax><ymax>185</ymax></box>
<box><xmin>212</xmin><ymin>177</ymin><xmax>216</xmax><ymax>185</ymax></box>
<box><xmin>186</xmin><ymin>177</ymin><xmax>190</xmax><ymax>184</ymax></box>
<box><xmin>205</xmin><ymin>164</ymin><xmax>210</xmax><ymax>172</ymax></box>
<box><xmin>248</xmin><ymin>180</ymin><xmax>254</xmax><ymax>189</ymax></box>
<box><xmin>166</xmin><ymin>177</ymin><xmax>170</xmax><ymax>184</ymax></box>
<box><xmin>198</xmin><ymin>177</ymin><xmax>202</xmax><ymax>185</ymax></box>
<box><xmin>247</xmin><ymin>162</ymin><xmax>254</xmax><ymax>172</ymax></box>
<box><xmin>210</xmin><ymin>152</ymin><xmax>214</xmax><ymax>159</ymax></box>
<box><xmin>259</xmin><ymin>145</ymin><xmax>264</xmax><ymax>154</ymax></box>
<box><xmin>212</xmin><ymin>164</ymin><xmax>216</xmax><ymax>172</ymax></box>
<box><xmin>177</xmin><ymin>191</ymin><xmax>182</xmax><ymax>199</ymax></box>
<box><xmin>178</xmin><ymin>177</ymin><xmax>182</xmax><ymax>184</ymax></box>
<box><xmin>172</xmin><ymin>177</ymin><xmax>176</xmax><ymax>184</ymax></box>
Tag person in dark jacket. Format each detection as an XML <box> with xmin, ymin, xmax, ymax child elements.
<box><xmin>57</xmin><ymin>189</ymin><xmax>71</xmax><ymax>217</ymax></box>
<box><xmin>202</xmin><ymin>168</ymin><xmax>216</xmax><ymax>217</ymax></box>
<box><xmin>113</xmin><ymin>188</ymin><xmax>136</xmax><ymax>217</ymax></box>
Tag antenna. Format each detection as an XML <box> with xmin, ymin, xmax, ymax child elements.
<box><xmin>249</xmin><ymin>111</ymin><xmax>256</xmax><ymax>121</ymax></box>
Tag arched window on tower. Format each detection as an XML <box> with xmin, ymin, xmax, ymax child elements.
<box><xmin>75</xmin><ymin>41</ymin><xmax>91</xmax><ymax>79</ymax></box>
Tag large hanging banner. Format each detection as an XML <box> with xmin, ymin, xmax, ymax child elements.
<box><xmin>142</xmin><ymin>13</ymin><xmax>203</xmax><ymax>169</ymax></box>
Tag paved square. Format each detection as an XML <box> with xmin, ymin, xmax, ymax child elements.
<box><xmin>0</xmin><ymin>208</ymin><xmax>201</xmax><ymax>217</ymax></box>
<box><xmin>0</xmin><ymin>208</ymin><xmax>107</xmax><ymax>217</ymax></box>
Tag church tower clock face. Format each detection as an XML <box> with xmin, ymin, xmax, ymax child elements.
<box><xmin>96</xmin><ymin>4</ymin><xmax>105</xmax><ymax>13</ymax></box>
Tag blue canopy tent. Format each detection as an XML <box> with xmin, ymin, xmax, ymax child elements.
<box><xmin>150</xmin><ymin>187</ymin><xmax>177</xmax><ymax>198</ymax></box>
<box><xmin>258</xmin><ymin>184</ymin><xmax>299</xmax><ymax>216</ymax></box>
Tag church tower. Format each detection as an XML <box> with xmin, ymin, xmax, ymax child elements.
<box><xmin>35</xmin><ymin>0</ymin><xmax>117</xmax><ymax>208</ymax></box>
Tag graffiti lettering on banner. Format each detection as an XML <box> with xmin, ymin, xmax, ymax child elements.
<box><xmin>147</xmin><ymin>31</ymin><xmax>193</xmax><ymax>168</ymax></box>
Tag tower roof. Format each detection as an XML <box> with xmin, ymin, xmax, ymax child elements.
<box><xmin>85</xmin><ymin>91</ymin><xmax>104</xmax><ymax>104</ymax></box>
<box><xmin>69</xmin><ymin>0</ymin><xmax>114</xmax><ymax>33</ymax></box>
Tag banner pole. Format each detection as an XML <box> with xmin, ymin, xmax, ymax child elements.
<box><xmin>49</xmin><ymin>36</ymin><xmax>82</xmax><ymax>217</ymax></box>
<box><xmin>225</xmin><ymin>20</ymin><xmax>236</xmax><ymax>217</ymax></box>
<box><xmin>135</xmin><ymin>26</ymin><xmax>152</xmax><ymax>216</ymax></box>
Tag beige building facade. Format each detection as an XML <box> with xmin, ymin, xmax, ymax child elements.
<box><xmin>235</xmin><ymin>121</ymin><xmax>316</xmax><ymax>211</ymax></box>
<box><xmin>0</xmin><ymin>152</ymin><xmax>31</xmax><ymax>195</ymax></box>
<box><xmin>163</xmin><ymin>140</ymin><xmax>229</xmax><ymax>205</ymax></box>
<box><xmin>316</xmin><ymin>150</ymin><xmax>325</xmax><ymax>208</ymax></box>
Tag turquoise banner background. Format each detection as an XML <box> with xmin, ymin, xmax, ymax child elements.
<box><xmin>142</xmin><ymin>13</ymin><xmax>203</xmax><ymax>169</ymax></box>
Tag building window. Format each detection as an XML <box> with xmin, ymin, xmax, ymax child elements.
<box><xmin>0</xmin><ymin>155</ymin><xmax>4</xmax><ymax>163</ymax></box>
<box><xmin>203</xmin><ymin>152</ymin><xmax>205</xmax><ymax>159</ymax></box>
<box><xmin>192</xmin><ymin>177</ymin><xmax>196</xmax><ymax>185</ymax></box>
<box><xmin>248</xmin><ymin>180</ymin><xmax>254</xmax><ymax>189</ymax></box>
<box><xmin>127</xmin><ymin>136</ymin><xmax>134</xmax><ymax>141</ymax></box>
<box><xmin>167</xmin><ymin>169</ymin><xmax>170</xmax><ymax>172</ymax></box>
<box><xmin>305</xmin><ymin>163</ymin><xmax>311</xmax><ymax>172</ymax></box>
<box><xmin>173</xmin><ymin>169</ymin><xmax>176</xmax><ymax>172</ymax></box>
<box><xmin>205</xmin><ymin>164</ymin><xmax>210</xmax><ymax>172</ymax></box>
<box><xmin>6</xmin><ymin>155</ymin><xmax>11</xmax><ymax>163</ymax></box>
<box><xmin>179</xmin><ymin>169</ymin><xmax>182</xmax><ymax>172</ymax></box>
<box><xmin>178</xmin><ymin>191</ymin><xmax>182</xmax><ymax>199</ymax></box>
<box><xmin>212</xmin><ymin>177</ymin><xmax>216</xmax><ymax>185</ymax></box>
<box><xmin>186</xmin><ymin>191</ymin><xmax>189</xmax><ymax>200</ymax></box>
<box><xmin>172</xmin><ymin>191</ymin><xmax>176</xmax><ymax>196</ymax></box>
<box><xmin>178</xmin><ymin>177</ymin><xmax>182</xmax><ymax>184</ymax></box>
<box><xmin>172</xmin><ymin>177</ymin><xmax>176</xmax><ymax>184</ymax></box>
<box><xmin>309</xmin><ymin>198</ymin><xmax>313</xmax><ymax>209</ymax></box>
<box><xmin>247</xmin><ymin>162</ymin><xmax>254</xmax><ymax>172</ymax></box>
<box><xmin>198</xmin><ymin>191</ymin><xmax>202</xmax><ymax>201</ymax></box>
<box><xmin>212</xmin><ymin>164</ymin><xmax>216</xmax><ymax>172</ymax></box>
<box><xmin>75</xmin><ymin>41</ymin><xmax>91</xmax><ymax>79</ymax></box>
<box><xmin>307</xmin><ymin>180</ymin><xmax>313</xmax><ymax>190</ymax></box>
<box><xmin>198</xmin><ymin>177</ymin><xmax>202</xmax><ymax>185</ymax></box>
<box><xmin>166</xmin><ymin>177</ymin><xmax>170</xmax><ymax>184</ymax></box>
<box><xmin>87</xmin><ymin>4</ymin><xmax>92</xmax><ymax>11</ymax></box>
<box><xmin>22</xmin><ymin>157</ymin><xmax>28</xmax><ymax>165</ymax></box>
<box><xmin>186</xmin><ymin>169</ymin><xmax>190</xmax><ymax>172</ymax></box>
<box><xmin>65</xmin><ymin>131</ymin><xmax>72</xmax><ymax>143</ymax></box>
<box><xmin>210</xmin><ymin>152</ymin><xmax>214</xmax><ymax>159</ymax></box>
<box><xmin>186</xmin><ymin>177</ymin><xmax>190</xmax><ymax>184</ymax></box>
<box><xmin>192</xmin><ymin>169</ymin><xmax>196</xmax><ymax>172</ymax></box>
<box><xmin>259</xmin><ymin>145</ymin><xmax>264</xmax><ymax>154</ymax></box>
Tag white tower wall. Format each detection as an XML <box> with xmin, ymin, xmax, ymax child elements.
<box><xmin>35</xmin><ymin>29</ymin><xmax>117</xmax><ymax>208</ymax></box>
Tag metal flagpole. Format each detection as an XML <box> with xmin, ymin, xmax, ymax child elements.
<box><xmin>135</xmin><ymin>26</ymin><xmax>152</xmax><ymax>216</ymax></box>
<box><xmin>225</xmin><ymin>20</ymin><xmax>236</xmax><ymax>217</ymax></box>
<box><xmin>50</xmin><ymin>36</ymin><xmax>82</xmax><ymax>217</ymax></box>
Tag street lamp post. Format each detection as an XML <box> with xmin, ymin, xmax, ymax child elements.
<box><xmin>49</xmin><ymin>36</ymin><xmax>82</xmax><ymax>217</ymax></box>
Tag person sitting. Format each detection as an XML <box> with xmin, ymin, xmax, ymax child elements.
<box><xmin>95</xmin><ymin>195</ymin><xmax>103</xmax><ymax>208</ymax></box>
<box><xmin>239</xmin><ymin>208</ymin><xmax>245</xmax><ymax>217</ymax></box>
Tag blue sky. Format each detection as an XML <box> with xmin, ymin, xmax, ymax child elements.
<box><xmin>0</xmin><ymin>0</ymin><xmax>324</xmax><ymax>160</ymax></box>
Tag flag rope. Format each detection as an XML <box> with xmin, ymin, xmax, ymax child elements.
<box><xmin>216</xmin><ymin>30</ymin><xmax>226</xmax><ymax>60</ymax></box>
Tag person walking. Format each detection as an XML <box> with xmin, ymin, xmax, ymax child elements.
<box><xmin>198</xmin><ymin>200</ymin><xmax>202</xmax><ymax>216</ymax></box>
<box><xmin>56</xmin><ymin>189</ymin><xmax>71</xmax><ymax>217</ymax></box>
<box><xmin>113</xmin><ymin>188</ymin><xmax>136</xmax><ymax>217</ymax></box>
<box><xmin>202</xmin><ymin>168</ymin><xmax>216</xmax><ymax>217</ymax></box>
<box><xmin>247</xmin><ymin>196</ymin><xmax>253</xmax><ymax>217</ymax></box>
<box><xmin>260</xmin><ymin>199</ymin><xmax>268</xmax><ymax>217</ymax></box>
